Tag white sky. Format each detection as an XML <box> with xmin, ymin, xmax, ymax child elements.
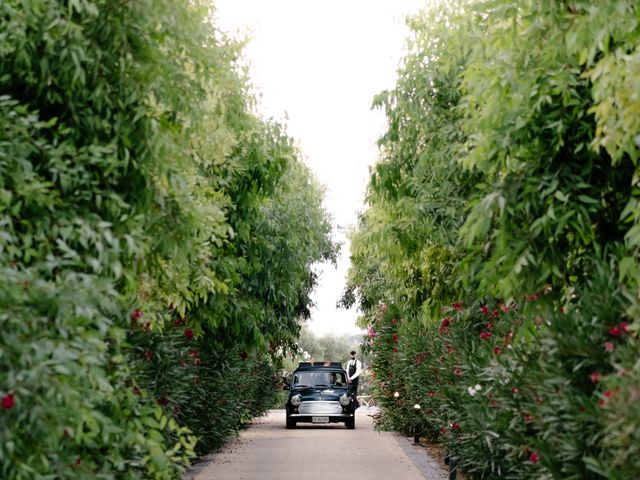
<box><xmin>214</xmin><ymin>0</ymin><xmax>428</xmax><ymax>337</ymax></box>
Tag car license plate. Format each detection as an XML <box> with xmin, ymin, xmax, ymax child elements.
<box><xmin>312</xmin><ymin>416</ymin><xmax>329</xmax><ymax>423</ymax></box>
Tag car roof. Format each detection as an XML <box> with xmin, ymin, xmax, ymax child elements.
<box><xmin>294</xmin><ymin>361</ymin><xmax>344</xmax><ymax>371</ymax></box>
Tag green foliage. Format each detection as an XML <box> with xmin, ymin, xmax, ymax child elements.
<box><xmin>347</xmin><ymin>0</ymin><xmax>640</xmax><ymax>478</ymax></box>
<box><xmin>1</xmin><ymin>0</ymin><xmax>336</xmax><ymax>478</ymax></box>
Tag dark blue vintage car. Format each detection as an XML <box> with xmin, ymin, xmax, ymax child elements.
<box><xmin>284</xmin><ymin>362</ymin><xmax>356</xmax><ymax>429</ymax></box>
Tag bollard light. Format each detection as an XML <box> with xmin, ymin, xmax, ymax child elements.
<box><xmin>413</xmin><ymin>404</ymin><xmax>422</xmax><ymax>444</ymax></box>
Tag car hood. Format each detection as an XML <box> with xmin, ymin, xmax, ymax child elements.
<box><xmin>293</xmin><ymin>387</ymin><xmax>348</xmax><ymax>402</ymax></box>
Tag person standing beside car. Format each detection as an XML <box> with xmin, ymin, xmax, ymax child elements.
<box><xmin>346</xmin><ymin>350</ymin><xmax>362</xmax><ymax>404</ymax></box>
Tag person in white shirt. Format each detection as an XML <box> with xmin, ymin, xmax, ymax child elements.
<box><xmin>346</xmin><ymin>350</ymin><xmax>362</xmax><ymax>404</ymax></box>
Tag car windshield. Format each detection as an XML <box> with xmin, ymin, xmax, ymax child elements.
<box><xmin>293</xmin><ymin>370</ymin><xmax>346</xmax><ymax>388</ymax></box>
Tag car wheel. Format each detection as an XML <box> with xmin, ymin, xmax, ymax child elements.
<box><xmin>286</xmin><ymin>415</ymin><xmax>296</xmax><ymax>429</ymax></box>
<box><xmin>346</xmin><ymin>417</ymin><xmax>355</xmax><ymax>429</ymax></box>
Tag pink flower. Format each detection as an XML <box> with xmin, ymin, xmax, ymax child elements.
<box><xmin>1</xmin><ymin>393</ymin><xmax>15</xmax><ymax>410</ymax></box>
<box><xmin>439</xmin><ymin>318</ymin><xmax>450</xmax><ymax>334</ymax></box>
<box><xmin>604</xmin><ymin>342</ymin><xmax>614</xmax><ymax>352</ymax></box>
<box><xmin>609</xmin><ymin>326</ymin><xmax>621</xmax><ymax>336</ymax></box>
<box><xmin>511</xmin><ymin>387</ymin><xmax>520</xmax><ymax>395</ymax></box>
<box><xmin>453</xmin><ymin>367</ymin><xmax>462</xmax><ymax>376</ymax></box>
<box><xmin>367</xmin><ymin>325</ymin><xmax>377</xmax><ymax>338</ymax></box>
<box><xmin>480</xmin><ymin>305</ymin><xmax>489</xmax><ymax>315</ymax></box>
<box><xmin>479</xmin><ymin>331</ymin><xmax>492</xmax><ymax>340</ymax></box>
<box><xmin>450</xmin><ymin>422</ymin><xmax>460</xmax><ymax>431</ymax></box>
<box><xmin>529</xmin><ymin>452</ymin><xmax>540</xmax><ymax>463</ymax></box>
<box><xmin>590</xmin><ymin>372</ymin><xmax>601</xmax><ymax>383</ymax></box>
<box><xmin>619</xmin><ymin>322</ymin><xmax>629</xmax><ymax>333</ymax></box>
<box><xmin>523</xmin><ymin>413</ymin><xmax>533</xmax><ymax>423</ymax></box>
<box><xmin>603</xmin><ymin>390</ymin><xmax>613</xmax><ymax>398</ymax></box>
<box><xmin>130</xmin><ymin>309</ymin><xmax>142</xmax><ymax>321</ymax></box>
<box><xmin>453</xmin><ymin>302</ymin><xmax>463</xmax><ymax>311</ymax></box>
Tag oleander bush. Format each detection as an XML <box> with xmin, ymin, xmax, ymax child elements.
<box><xmin>346</xmin><ymin>1</ymin><xmax>640</xmax><ymax>478</ymax></box>
<box><xmin>0</xmin><ymin>1</ymin><xmax>336</xmax><ymax>478</ymax></box>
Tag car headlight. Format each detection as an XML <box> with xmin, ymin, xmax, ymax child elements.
<box><xmin>291</xmin><ymin>394</ymin><xmax>302</xmax><ymax>406</ymax></box>
<box><xmin>340</xmin><ymin>394</ymin><xmax>351</xmax><ymax>406</ymax></box>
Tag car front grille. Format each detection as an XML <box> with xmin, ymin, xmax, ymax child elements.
<box><xmin>298</xmin><ymin>401</ymin><xmax>342</xmax><ymax>415</ymax></box>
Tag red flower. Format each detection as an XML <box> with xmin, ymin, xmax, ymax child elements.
<box><xmin>493</xmin><ymin>347</ymin><xmax>502</xmax><ymax>355</ymax></box>
<box><xmin>391</xmin><ymin>318</ymin><xmax>398</xmax><ymax>325</ymax></box>
<box><xmin>529</xmin><ymin>452</ymin><xmax>540</xmax><ymax>463</ymax></box>
<box><xmin>143</xmin><ymin>351</ymin><xmax>153</xmax><ymax>362</ymax></box>
<box><xmin>188</xmin><ymin>348</ymin><xmax>199</xmax><ymax>357</ymax></box>
<box><xmin>2</xmin><ymin>393</ymin><xmax>15</xmax><ymax>410</ymax></box>
<box><xmin>480</xmin><ymin>305</ymin><xmax>489</xmax><ymax>315</ymax></box>
<box><xmin>194</xmin><ymin>377</ymin><xmax>201</xmax><ymax>385</ymax></box>
<box><xmin>392</xmin><ymin>334</ymin><xmax>399</xmax><ymax>343</ymax></box>
<box><xmin>609</xmin><ymin>326</ymin><xmax>621</xmax><ymax>336</ymax></box>
<box><xmin>453</xmin><ymin>302</ymin><xmax>463</xmax><ymax>311</ymax></box>
<box><xmin>603</xmin><ymin>390</ymin><xmax>613</xmax><ymax>398</ymax></box>
<box><xmin>511</xmin><ymin>387</ymin><xmax>520</xmax><ymax>395</ymax></box>
<box><xmin>428</xmin><ymin>390</ymin><xmax>436</xmax><ymax>397</ymax></box>
<box><xmin>523</xmin><ymin>413</ymin><xmax>533</xmax><ymax>423</ymax></box>
<box><xmin>439</xmin><ymin>318</ymin><xmax>451</xmax><ymax>334</ymax></box>
<box><xmin>157</xmin><ymin>397</ymin><xmax>169</xmax><ymax>406</ymax></box>
<box><xmin>239</xmin><ymin>351</ymin><xmax>248</xmax><ymax>361</ymax></box>
<box><xmin>184</xmin><ymin>328</ymin><xmax>194</xmax><ymax>340</ymax></box>
<box><xmin>479</xmin><ymin>331</ymin><xmax>492</xmax><ymax>340</ymax></box>
<box><xmin>453</xmin><ymin>367</ymin><xmax>462</xmax><ymax>376</ymax></box>
<box><xmin>75</xmin><ymin>458</ymin><xmax>81</xmax><ymax>466</ymax></box>
<box><xmin>604</xmin><ymin>342</ymin><xmax>615</xmax><ymax>352</ymax></box>
<box><xmin>590</xmin><ymin>372</ymin><xmax>601</xmax><ymax>383</ymax></box>
<box><xmin>130</xmin><ymin>309</ymin><xmax>142</xmax><ymax>321</ymax></box>
<box><xmin>598</xmin><ymin>399</ymin><xmax>606</xmax><ymax>407</ymax></box>
<box><xmin>450</xmin><ymin>422</ymin><xmax>460</xmax><ymax>431</ymax></box>
<box><xmin>485</xmin><ymin>321</ymin><xmax>494</xmax><ymax>329</ymax></box>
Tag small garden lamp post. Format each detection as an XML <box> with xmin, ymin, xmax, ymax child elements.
<box><xmin>413</xmin><ymin>403</ymin><xmax>422</xmax><ymax>444</ymax></box>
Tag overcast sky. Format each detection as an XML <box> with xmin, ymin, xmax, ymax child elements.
<box><xmin>214</xmin><ymin>0</ymin><xmax>428</xmax><ymax>337</ymax></box>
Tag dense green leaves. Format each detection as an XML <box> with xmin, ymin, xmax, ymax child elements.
<box><xmin>347</xmin><ymin>1</ymin><xmax>640</xmax><ymax>478</ymax></box>
<box><xmin>1</xmin><ymin>0</ymin><xmax>336</xmax><ymax>477</ymax></box>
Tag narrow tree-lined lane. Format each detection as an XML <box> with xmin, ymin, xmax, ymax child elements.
<box><xmin>185</xmin><ymin>409</ymin><xmax>447</xmax><ymax>480</ymax></box>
